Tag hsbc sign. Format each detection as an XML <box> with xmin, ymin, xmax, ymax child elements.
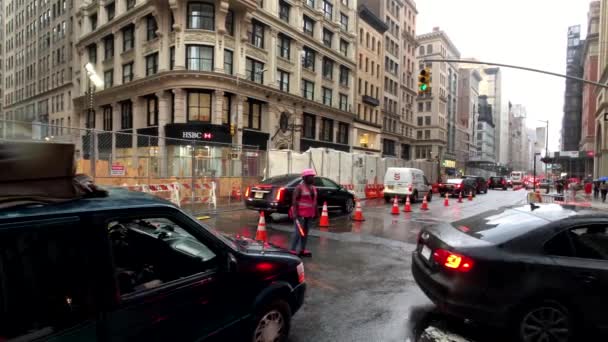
<box><xmin>182</xmin><ymin>131</ymin><xmax>213</xmax><ymax>140</ymax></box>
<box><xmin>164</xmin><ymin>123</ymin><xmax>232</xmax><ymax>145</ymax></box>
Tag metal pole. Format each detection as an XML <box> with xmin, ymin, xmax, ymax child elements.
<box><xmin>533</xmin><ymin>154</ymin><xmax>537</xmax><ymax>192</ymax></box>
<box><xmin>545</xmin><ymin>121</ymin><xmax>549</xmax><ymax>178</ymax></box>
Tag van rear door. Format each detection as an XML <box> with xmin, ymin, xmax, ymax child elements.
<box><xmin>385</xmin><ymin>169</ymin><xmax>412</xmax><ymax>193</ymax></box>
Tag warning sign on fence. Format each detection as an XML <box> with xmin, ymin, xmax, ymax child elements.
<box><xmin>111</xmin><ymin>164</ymin><xmax>125</xmax><ymax>176</ymax></box>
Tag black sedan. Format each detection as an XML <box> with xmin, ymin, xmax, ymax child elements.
<box><xmin>488</xmin><ymin>176</ymin><xmax>508</xmax><ymax>190</ymax></box>
<box><xmin>464</xmin><ymin>175</ymin><xmax>488</xmax><ymax>194</ymax></box>
<box><xmin>245</xmin><ymin>174</ymin><xmax>355</xmax><ymax>218</ymax></box>
<box><xmin>438</xmin><ymin>178</ymin><xmax>477</xmax><ymax>198</ymax></box>
<box><xmin>412</xmin><ymin>204</ymin><xmax>608</xmax><ymax>342</ymax></box>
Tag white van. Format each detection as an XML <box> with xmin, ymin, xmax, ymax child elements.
<box><xmin>383</xmin><ymin>167</ymin><xmax>432</xmax><ymax>203</ymax></box>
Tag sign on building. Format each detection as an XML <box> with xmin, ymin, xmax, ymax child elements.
<box><xmin>111</xmin><ymin>164</ymin><xmax>125</xmax><ymax>176</ymax></box>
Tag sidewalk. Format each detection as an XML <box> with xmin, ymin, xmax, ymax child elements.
<box><xmin>590</xmin><ymin>196</ymin><xmax>608</xmax><ymax>210</ymax></box>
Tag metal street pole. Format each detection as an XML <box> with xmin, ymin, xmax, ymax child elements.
<box><xmin>538</xmin><ymin>120</ymin><xmax>549</xmax><ymax>178</ymax></box>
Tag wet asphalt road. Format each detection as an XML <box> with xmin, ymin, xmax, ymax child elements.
<box><xmin>205</xmin><ymin>189</ymin><xmax>528</xmax><ymax>342</ymax></box>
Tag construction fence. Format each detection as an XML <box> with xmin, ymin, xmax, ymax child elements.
<box><xmin>268</xmin><ymin>148</ymin><xmax>440</xmax><ymax>199</ymax></box>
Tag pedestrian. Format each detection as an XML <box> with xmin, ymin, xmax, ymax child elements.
<box><xmin>594</xmin><ymin>181</ymin><xmax>600</xmax><ymax>199</ymax></box>
<box><xmin>601</xmin><ymin>181</ymin><xmax>608</xmax><ymax>203</ymax></box>
<box><xmin>290</xmin><ymin>168</ymin><xmax>318</xmax><ymax>257</ymax></box>
<box><xmin>585</xmin><ymin>181</ymin><xmax>592</xmax><ymax>197</ymax></box>
<box><xmin>556</xmin><ymin>179</ymin><xmax>563</xmax><ymax>195</ymax></box>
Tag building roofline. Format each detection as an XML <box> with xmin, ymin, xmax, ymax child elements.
<box><xmin>358</xmin><ymin>5</ymin><xmax>388</xmax><ymax>33</ymax></box>
<box><xmin>416</xmin><ymin>30</ymin><xmax>461</xmax><ymax>57</ymax></box>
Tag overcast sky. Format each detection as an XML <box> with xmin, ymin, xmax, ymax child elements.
<box><xmin>416</xmin><ymin>0</ymin><xmax>593</xmax><ymax>151</ymax></box>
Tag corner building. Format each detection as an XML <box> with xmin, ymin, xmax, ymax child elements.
<box><xmin>73</xmin><ymin>0</ymin><xmax>357</xmax><ymax>176</ymax></box>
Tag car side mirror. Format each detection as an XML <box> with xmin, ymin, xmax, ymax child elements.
<box><xmin>226</xmin><ymin>253</ymin><xmax>238</xmax><ymax>272</ymax></box>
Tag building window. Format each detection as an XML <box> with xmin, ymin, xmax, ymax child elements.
<box><xmin>170</xmin><ymin>46</ymin><xmax>175</xmax><ymax>69</ymax></box>
<box><xmin>426</xmin><ymin>102</ymin><xmax>431</xmax><ymax>111</ymax></box>
<box><xmin>323</xmin><ymin>28</ymin><xmax>333</xmax><ymax>47</ymax></box>
<box><xmin>105</xmin><ymin>2</ymin><xmax>115</xmax><ymax>21</ymax></box>
<box><xmin>425</xmin><ymin>116</ymin><xmax>431</xmax><ymax>125</ymax></box>
<box><xmin>146</xmin><ymin>15</ymin><xmax>158</xmax><ymax>41</ymax></box>
<box><xmin>122</xmin><ymin>62</ymin><xmax>133</xmax><ymax>83</ymax></box>
<box><xmin>303</xmin><ymin>15</ymin><xmax>314</xmax><ymax>36</ymax></box>
<box><xmin>90</xmin><ymin>14</ymin><xmax>98</xmax><ymax>31</ymax></box>
<box><xmin>246</xmin><ymin>57</ymin><xmax>265</xmax><ymax>83</ymax></box>
<box><xmin>277</xmin><ymin>34</ymin><xmax>291</xmax><ymax>59</ymax></box>
<box><xmin>251</xmin><ymin>20</ymin><xmax>265</xmax><ymax>48</ymax></box>
<box><xmin>225</xmin><ymin>10</ymin><xmax>234</xmax><ymax>35</ymax></box>
<box><xmin>322</xmin><ymin>57</ymin><xmax>334</xmax><ymax>79</ymax></box>
<box><xmin>339</xmin><ymin>66</ymin><xmax>350</xmax><ymax>86</ymax></box>
<box><xmin>222</xmin><ymin>94</ymin><xmax>231</xmax><ymax>125</ymax></box>
<box><xmin>417</xmin><ymin>130</ymin><xmax>422</xmax><ymax>139</ymax></box>
<box><xmin>383</xmin><ymin>139</ymin><xmax>395</xmax><ymax>156</ymax></box>
<box><xmin>339</xmin><ymin>12</ymin><xmax>348</xmax><ymax>30</ymax></box>
<box><xmin>187</xmin><ymin>91</ymin><xmax>212</xmax><ymax>122</ymax></box>
<box><xmin>145</xmin><ymin>53</ymin><xmax>158</xmax><ymax>76</ymax></box>
<box><xmin>339</xmin><ymin>39</ymin><xmax>348</xmax><ymax>56</ymax></box>
<box><xmin>337</xmin><ymin>122</ymin><xmax>348</xmax><ymax>144</ymax></box>
<box><xmin>186</xmin><ymin>45</ymin><xmax>214</xmax><ymax>71</ymax></box>
<box><xmin>427</xmin><ymin>44</ymin><xmax>433</xmax><ymax>54</ymax></box>
<box><xmin>243</xmin><ymin>99</ymin><xmax>263</xmax><ymax>130</ymax></box>
<box><xmin>417</xmin><ymin>116</ymin><xmax>423</xmax><ymax>126</ymax></box>
<box><xmin>322</xmin><ymin>87</ymin><xmax>332</xmax><ymax>106</ymax></box>
<box><xmin>278</xmin><ymin>69</ymin><xmax>290</xmax><ymax>92</ymax></box>
<box><xmin>339</xmin><ymin>93</ymin><xmax>347</xmax><ymax>111</ymax></box>
<box><xmin>122</xmin><ymin>25</ymin><xmax>134</xmax><ymax>51</ymax></box>
<box><xmin>302</xmin><ymin>47</ymin><xmax>315</xmax><ymax>70</ymax></box>
<box><xmin>279</xmin><ymin>1</ymin><xmax>290</xmax><ymax>22</ymax></box>
<box><xmin>104</xmin><ymin>69</ymin><xmax>113</xmax><ymax>89</ymax></box>
<box><xmin>417</xmin><ymin>102</ymin><xmax>423</xmax><ymax>112</ymax></box>
<box><xmin>303</xmin><ymin>113</ymin><xmax>316</xmax><ymax>139</ymax></box>
<box><xmin>87</xmin><ymin>44</ymin><xmax>96</xmax><ymax>63</ymax></box>
<box><xmin>321</xmin><ymin>118</ymin><xmax>334</xmax><ymax>142</ymax></box>
<box><xmin>120</xmin><ymin>100</ymin><xmax>133</xmax><ymax>129</ymax></box>
<box><xmin>103</xmin><ymin>106</ymin><xmax>112</xmax><ymax>131</ymax></box>
<box><xmin>147</xmin><ymin>96</ymin><xmax>158</xmax><ymax>126</ymax></box>
<box><xmin>306</xmin><ymin>0</ymin><xmax>315</xmax><ymax>8</ymax></box>
<box><xmin>224</xmin><ymin>49</ymin><xmax>233</xmax><ymax>74</ymax></box>
<box><xmin>424</xmin><ymin>130</ymin><xmax>430</xmax><ymax>139</ymax></box>
<box><xmin>86</xmin><ymin>109</ymin><xmax>95</xmax><ymax>129</ymax></box>
<box><xmin>103</xmin><ymin>35</ymin><xmax>114</xmax><ymax>60</ymax></box>
<box><xmin>188</xmin><ymin>2</ymin><xmax>214</xmax><ymax>30</ymax></box>
<box><xmin>302</xmin><ymin>79</ymin><xmax>315</xmax><ymax>100</ymax></box>
<box><xmin>127</xmin><ymin>0</ymin><xmax>136</xmax><ymax>10</ymax></box>
<box><xmin>323</xmin><ymin>0</ymin><xmax>333</xmax><ymax>20</ymax></box>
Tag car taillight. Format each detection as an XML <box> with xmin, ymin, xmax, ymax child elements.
<box><xmin>502</xmin><ymin>179</ymin><xmax>506</xmax><ymax>185</ymax></box>
<box><xmin>275</xmin><ymin>187</ymin><xmax>286</xmax><ymax>202</ymax></box>
<box><xmin>432</xmin><ymin>248</ymin><xmax>474</xmax><ymax>272</ymax></box>
<box><xmin>456</xmin><ymin>183</ymin><xmax>462</xmax><ymax>189</ymax></box>
<box><xmin>245</xmin><ymin>186</ymin><xmax>250</xmax><ymax>197</ymax></box>
<box><xmin>296</xmin><ymin>262</ymin><xmax>305</xmax><ymax>283</ymax></box>
<box><xmin>408</xmin><ymin>185</ymin><xmax>413</xmax><ymax>192</ymax></box>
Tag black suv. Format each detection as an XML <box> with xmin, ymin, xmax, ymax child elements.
<box><xmin>488</xmin><ymin>176</ymin><xmax>508</xmax><ymax>190</ymax></box>
<box><xmin>0</xmin><ymin>188</ymin><xmax>306</xmax><ymax>341</ymax></box>
<box><xmin>463</xmin><ymin>175</ymin><xmax>488</xmax><ymax>194</ymax></box>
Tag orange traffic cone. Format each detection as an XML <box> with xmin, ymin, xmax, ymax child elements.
<box><xmin>391</xmin><ymin>196</ymin><xmax>400</xmax><ymax>215</ymax></box>
<box><xmin>403</xmin><ymin>195</ymin><xmax>412</xmax><ymax>212</ymax></box>
<box><xmin>444</xmin><ymin>193</ymin><xmax>449</xmax><ymax>207</ymax></box>
<box><xmin>255</xmin><ymin>211</ymin><xmax>268</xmax><ymax>242</ymax></box>
<box><xmin>420</xmin><ymin>195</ymin><xmax>429</xmax><ymax>211</ymax></box>
<box><xmin>468</xmin><ymin>191</ymin><xmax>473</xmax><ymax>201</ymax></box>
<box><xmin>353</xmin><ymin>199</ymin><xmax>365</xmax><ymax>221</ymax></box>
<box><xmin>319</xmin><ymin>201</ymin><xmax>330</xmax><ymax>227</ymax></box>
<box><xmin>458</xmin><ymin>191</ymin><xmax>463</xmax><ymax>203</ymax></box>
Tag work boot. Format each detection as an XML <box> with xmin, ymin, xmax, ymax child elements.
<box><xmin>299</xmin><ymin>250</ymin><xmax>312</xmax><ymax>257</ymax></box>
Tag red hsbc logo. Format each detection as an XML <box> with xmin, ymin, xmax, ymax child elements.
<box><xmin>394</xmin><ymin>174</ymin><xmax>400</xmax><ymax>180</ymax></box>
<box><xmin>182</xmin><ymin>132</ymin><xmax>213</xmax><ymax>140</ymax></box>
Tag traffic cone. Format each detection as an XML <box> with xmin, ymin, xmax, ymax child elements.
<box><xmin>420</xmin><ymin>195</ymin><xmax>429</xmax><ymax>211</ymax></box>
<box><xmin>353</xmin><ymin>199</ymin><xmax>365</xmax><ymax>221</ymax></box>
<box><xmin>391</xmin><ymin>196</ymin><xmax>400</xmax><ymax>215</ymax></box>
<box><xmin>468</xmin><ymin>191</ymin><xmax>473</xmax><ymax>201</ymax></box>
<box><xmin>255</xmin><ymin>211</ymin><xmax>268</xmax><ymax>242</ymax></box>
<box><xmin>458</xmin><ymin>191</ymin><xmax>463</xmax><ymax>203</ymax></box>
<box><xmin>319</xmin><ymin>201</ymin><xmax>330</xmax><ymax>227</ymax></box>
<box><xmin>403</xmin><ymin>195</ymin><xmax>412</xmax><ymax>213</ymax></box>
<box><xmin>444</xmin><ymin>193</ymin><xmax>449</xmax><ymax>207</ymax></box>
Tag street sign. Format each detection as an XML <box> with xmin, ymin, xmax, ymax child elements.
<box><xmin>560</xmin><ymin>151</ymin><xmax>579</xmax><ymax>158</ymax></box>
<box><xmin>111</xmin><ymin>164</ymin><xmax>125</xmax><ymax>176</ymax></box>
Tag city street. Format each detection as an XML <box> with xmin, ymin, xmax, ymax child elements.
<box><xmin>206</xmin><ymin>189</ymin><xmax>528</xmax><ymax>342</ymax></box>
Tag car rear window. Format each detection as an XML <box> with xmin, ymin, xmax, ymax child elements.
<box><xmin>446</xmin><ymin>179</ymin><xmax>462</xmax><ymax>184</ymax></box>
<box><xmin>260</xmin><ymin>174</ymin><xmax>300</xmax><ymax>185</ymax></box>
<box><xmin>451</xmin><ymin>207</ymin><xmax>549</xmax><ymax>243</ymax></box>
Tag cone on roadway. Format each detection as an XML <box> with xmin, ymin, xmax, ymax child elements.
<box><xmin>468</xmin><ymin>191</ymin><xmax>473</xmax><ymax>201</ymax></box>
<box><xmin>458</xmin><ymin>191</ymin><xmax>463</xmax><ymax>203</ymax></box>
<box><xmin>391</xmin><ymin>196</ymin><xmax>400</xmax><ymax>215</ymax></box>
<box><xmin>353</xmin><ymin>199</ymin><xmax>365</xmax><ymax>221</ymax></box>
<box><xmin>255</xmin><ymin>211</ymin><xmax>268</xmax><ymax>242</ymax></box>
<box><xmin>319</xmin><ymin>201</ymin><xmax>330</xmax><ymax>227</ymax></box>
<box><xmin>444</xmin><ymin>193</ymin><xmax>449</xmax><ymax>207</ymax></box>
<box><xmin>421</xmin><ymin>195</ymin><xmax>429</xmax><ymax>211</ymax></box>
<box><xmin>403</xmin><ymin>195</ymin><xmax>412</xmax><ymax>213</ymax></box>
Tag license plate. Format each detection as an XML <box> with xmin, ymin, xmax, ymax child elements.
<box><xmin>420</xmin><ymin>245</ymin><xmax>432</xmax><ymax>261</ymax></box>
<box><xmin>387</xmin><ymin>185</ymin><xmax>394</xmax><ymax>190</ymax></box>
<box><xmin>254</xmin><ymin>192</ymin><xmax>264</xmax><ymax>199</ymax></box>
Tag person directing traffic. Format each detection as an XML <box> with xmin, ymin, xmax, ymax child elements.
<box><xmin>290</xmin><ymin>168</ymin><xmax>317</xmax><ymax>257</ymax></box>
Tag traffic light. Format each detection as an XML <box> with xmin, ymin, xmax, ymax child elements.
<box><xmin>230</xmin><ymin>124</ymin><xmax>236</xmax><ymax>136</ymax></box>
<box><xmin>418</xmin><ymin>68</ymin><xmax>431</xmax><ymax>94</ymax></box>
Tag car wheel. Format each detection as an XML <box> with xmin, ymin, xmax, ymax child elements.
<box><xmin>343</xmin><ymin>197</ymin><xmax>354</xmax><ymax>214</ymax></box>
<box><xmin>252</xmin><ymin>299</ymin><xmax>291</xmax><ymax>342</ymax></box>
<box><xmin>412</xmin><ymin>191</ymin><xmax>419</xmax><ymax>203</ymax></box>
<box><xmin>517</xmin><ymin>301</ymin><xmax>572</xmax><ymax>342</ymax></box>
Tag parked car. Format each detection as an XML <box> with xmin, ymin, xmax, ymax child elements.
<box><xmin>0</xmin><ymin>187</ymin><xmax>306</xmax><ymax>342</ymax></box>
<box><xmin>438</xmin><ymin>178</ymin><xmax>477</xmax><ymax>198</ymax></box>
<box><xmin>383</xmin><ymin>167</ymin><xmax>433</xmax><ymax>203</ymax></box>
<box><xmin>463</xmin><ymin>175</ymin><xmax>488</xmax><ymax>194</ymax></box>
<box><xmin>245</xmin><ymin>174</ymin><xmax>356</xmax><ymax>218</ymax></box>
<box><xmin>488</xmin><ymin>176</ymin><xmax>508</xmax><ymax>190</ymax></box>
<box><xmin>412</xmin><ymin>203</ymin><xmax>608</xmax><ymax>342</ymax></box>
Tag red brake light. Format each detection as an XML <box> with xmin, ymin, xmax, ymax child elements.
<box><xmin>432</xmin><ymin>248</ymin><xmax>474</xmax><ymax>272</ymax></box>
<box><xmin>256</xmin><ymin>262</ymin><xmax>274</xmax><ymax>272</ymax></box>
<box><xmin>276</xmin><ymin>187</ymin><xmax>286</xmax><ymax>201</ymax></box>
<box><xmin>456</xmin><ymin>183</ymin><xmax>462</xmax><ymax>189</ymax></box>
<box><xmin>297</xmin><ymin>262</ymin><xmax>305</xmax><ymax>283</ymax></box>
<box><xmin>245</xmin><ymin>186</ymin><xmax>250</xmax><ymax>197</ymax></box>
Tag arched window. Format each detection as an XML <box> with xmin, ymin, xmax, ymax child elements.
<box><xmin>371</xmin><ymin>37</ymin><xmax>375</xmax><ymax>51</ymax></box>
<box><xmin>365</xmin><ymin>32</ymin><xmax>370</xmax><ymax>48</ymax></box>
<box><xmin>419</xmin><ymin>45</ymin><xmax>425</xmax><ymax>55</ymax></box>
<box><xmin>427</xmin><ymin>44</ymin><xmax>433</xmax><ymax>54</ymax></box>
<box><xmin>359</xmin><ymin>28</ymin><xmax>363</xmax><ymax>43</ymax></box>
<box><xmin>188</xmin><ymin>2</ymin><xmax>215</xmax><ymax>30</ymax></box>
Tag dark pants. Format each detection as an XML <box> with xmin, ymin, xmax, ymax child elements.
<box><xmin>602</xmin><ymin>190</ymin><xmax>607</xmax><ymax>202</ymax></box>
<box><xmin>290</xmin><ymin>217</ymin><xmax>312</xmax><ymax>253</ymax></box>
<box><xmin>594</xmin><ymin>188</ymin><xmax>599</xmax><ymax>199</ymax></box>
